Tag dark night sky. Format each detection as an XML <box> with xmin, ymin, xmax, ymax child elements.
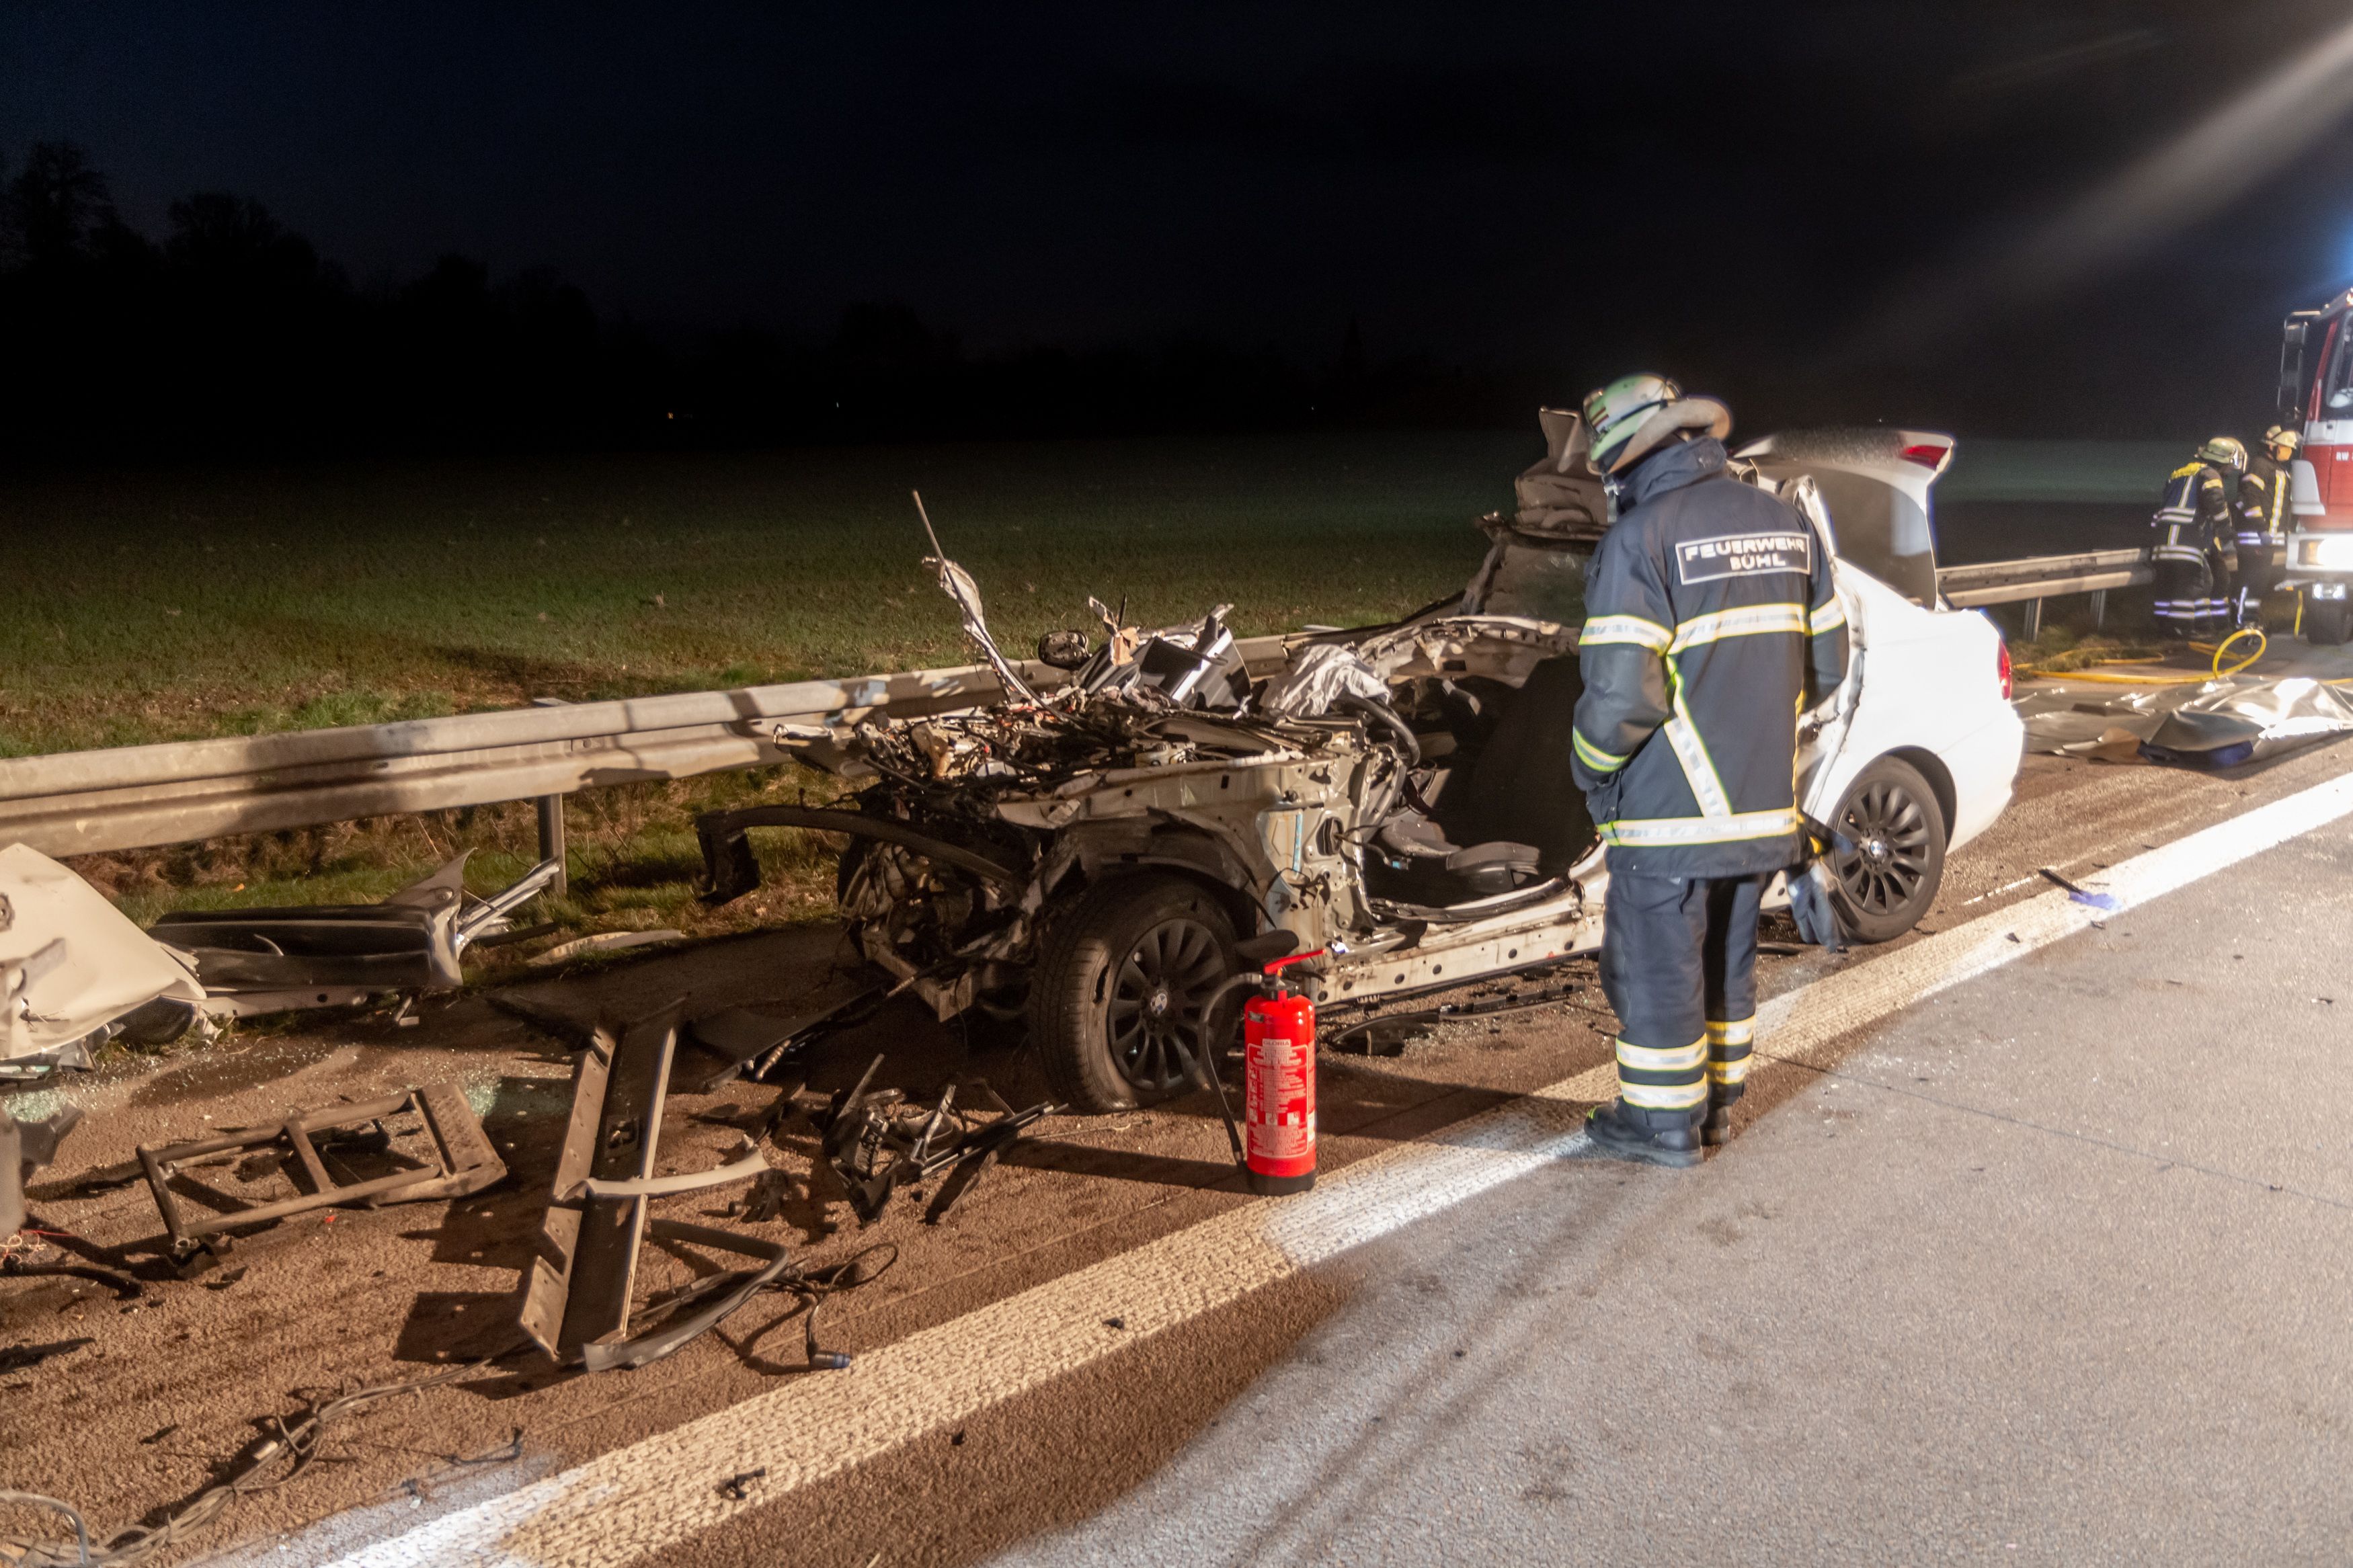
<box><xmin>9</xmin><ymin>1</ymin><xmax>2353</xmax><ymax>434</ymax></box>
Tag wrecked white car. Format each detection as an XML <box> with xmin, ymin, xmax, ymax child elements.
<box><xmin>701</xmin><ymin>422</ymin><xmax>2023</xmax><ymax>1112</ymax></box>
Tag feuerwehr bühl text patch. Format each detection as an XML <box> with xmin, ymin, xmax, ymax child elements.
<box><xmin>1675</xmin><ymin>532</ymin><xmax>1810</xmax><ymax>585</ymax></box>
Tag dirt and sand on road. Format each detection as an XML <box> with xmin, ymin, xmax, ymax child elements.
<box><xmin>0</xmin><ymin>740</ymin><xmax>2339</xmax><ymax>1567</ymax></box>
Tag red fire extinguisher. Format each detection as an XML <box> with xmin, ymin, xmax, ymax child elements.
<box><xmin>1183</xmin><ymin>935</ymin><xmax>1324</xmax><ymax>1196</ymax></box>
<box><xmin>1240</xmin><ymin>950</ymin><xmax>1322</xmax><ymax>1195</ymax></box>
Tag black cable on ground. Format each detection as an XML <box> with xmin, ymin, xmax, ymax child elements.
<box><xmin>1</xmin><ymin>1358</ymin><xmax>493</xmax><ymax>1567</ymax></box>
<box><xmin>1</xmin><ymin>1225</ymin><xmax>907</xmax><ymax>1567</ymax></box>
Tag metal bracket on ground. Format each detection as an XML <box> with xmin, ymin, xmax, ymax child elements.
<box><xmin>136</xmin><ymin>1082</ymin><xmax>504</xmax><ymax>1260</ymax></box>
<box><xmin>520</xmin><ymin>1005</ymin><xmax>772</xmax><ymax>1366</ymax></box>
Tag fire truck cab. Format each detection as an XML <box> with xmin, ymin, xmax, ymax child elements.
<box><xmin>2281</xmin><ymin>290</ymin><xmax>2353</xmax><ymax>645</ymax></box>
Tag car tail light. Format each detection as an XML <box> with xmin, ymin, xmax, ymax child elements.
<box><xmin>1901</xmin><ymin>442</ymin><xmax>1952</xmax><ymax>470</ymax></box>
<box><xmin>1996</xmin><ymin>638</ymin><xmax>2013</xmax><ymax>700</ymax></box>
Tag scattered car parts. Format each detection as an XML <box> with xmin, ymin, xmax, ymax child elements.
<box><xmin>137</xmin><ymin>1082</ymin><xmax>504</xmax><ymax>1264</ymax></box>
<box><xmin>677</xmin><ymin>985</ymin><xmax>886</xmax><ymax>1094</ymax></box>
<box><xmin>0</xmin><ymin>843</ymin><xmax>208</xmax><ymax>1079</ymax></box>
<box><xmin>150</xmin><ymin>852</ymin><xmax>561</xmax><ymax>1017</ymax></box>
<box><xmin>816</xmin><ymin>1056</ymin><xmax>1057</xmax><ymax>1225</ymax></box>
<box><xmin>1</xmin><ymin>1102</ymin><xmax>83</xmax><ymax>1241</ymax></box>
<box><xmin>520</xmin><ymin>1006</ymin><xmax>773</xmax><ymax>1366</ymax></box>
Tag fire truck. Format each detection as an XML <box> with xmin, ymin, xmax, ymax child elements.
<box><xmin>2280</xmin><ymin>290</ymin><xmax>2353</xmax><ymax>645</ymax></box>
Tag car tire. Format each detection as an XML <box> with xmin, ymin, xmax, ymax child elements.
<box><xmin>1825</xmin><ymin>755</ymin><xmax>1946</xmax><ymax>944</ymax></box>
<box><xmin>113</xmin><ymin>995</ymin><xmax>198</xmax><ymax>1048</ymax></box>
<box><xmin>2303</xmin><ymin>596</ymin><xmax>2352</xmax><ymax>647</ymax></box>
<box><xmin>1031</xmin><ymin>873</ymin><xmax>1238</xmax><ymax>1114</ymax></box>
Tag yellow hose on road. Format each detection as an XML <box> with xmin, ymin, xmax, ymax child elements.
<box><xmin>2021</xmin><ymin>626</ymin><xmax>2268</xmax><ymax>685</ymax></box>
<box><xmin>2202</xmin><ymin>626</ymin><xmax>2267</xmax><ymax>677</ymax></box>
<box><xmin>2025</xmin><ymin>667</ymin><xmax>2222</xmax><ymax>686</ymax></box>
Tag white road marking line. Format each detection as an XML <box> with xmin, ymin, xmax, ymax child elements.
<box><xmin>309</xmin><ymin>768</ymin><xmax>2353</xmax><ymax>1568</ymax></box>
<box><xmin>1960</xmin><ymin>870</ymin><xmax>2044</xmax><ymax>906</ymax></box>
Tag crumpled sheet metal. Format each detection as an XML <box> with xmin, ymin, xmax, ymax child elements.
<box><xmin>1258</xmin><ymin>643</ymin><xmax>1392</xmax><ymax>718</ymax></box>
<box><xmin>0</xmin><ymin>843</ymin><xmax>204</xmax><ymax>1071</ymax></box>
<box><xmin>2017</xmin><ymin>675</ymin><xmax>2353</xmax><ymax>768</ymax></box>
<box><xmin>1349</xmin><ymin>614</ymin><xmax>1579</xmax><ymax>688</ymax></box>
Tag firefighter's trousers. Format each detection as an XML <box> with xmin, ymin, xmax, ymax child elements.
<box><xmin>2235</xmin><ymin>536</ymin><xmax>2280</xmax><ymax>620</ymax></box>
<box><xmin>2153</xmin><ymin>546</ymin><xmax>2234</xmax><ymax>638</ymax></box>
<box><xmin>1600</xmin><ymin>866</ymin><xmax>1765</xmax><ymax>1119</ymax></box>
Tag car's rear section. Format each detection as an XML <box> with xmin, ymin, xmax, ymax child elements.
<box><xmin>1741</xmin><ymin>429</ymin><xmax>2024</xmax><ymax>933</ymax></box>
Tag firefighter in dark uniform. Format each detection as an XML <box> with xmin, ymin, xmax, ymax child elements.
<box><xmin>2235</xmin><ymin>426</ymin><xmax>2300</xmax><ymax>621</ymax></box>
<box><xmin>2151</xmin><ymin>436</ymin><xmax>2245</xmax><ymax>638</ymax></box>
<box><xmin>1568</xmin><ymin>374</ymin><xmax>1849</xmax><ymax>1166</ymax></box>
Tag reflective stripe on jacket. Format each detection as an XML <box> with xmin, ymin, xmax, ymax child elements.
<box><xmin>2153</xmin><ymin>460</ymin><xmax>2231</xmax><ymax>555</ymax></box>
<box><xmin>2239</xmin><ymin>456</ymin><xmax>2289</xmax><ymax>544</ymax></box>
<box><xmin>1569</xmin><ymin>436</ymin><xmax>1849</xmax><ymax>878</ymax></box>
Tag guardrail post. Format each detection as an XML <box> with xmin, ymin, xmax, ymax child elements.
<box><xmin>537</xmin><ymin>794</ymin><xmax>568</xmax><ymax>898</ymax></box>
<box><xmin>2088</xmin><ymin>589</ymin><xmax>2106</xmax><ymax>629</ymax></box>
<box><xmin>2022</xmin><ymin>597</ymin><xmax>2043</xmax><ymax>641</ymax></box>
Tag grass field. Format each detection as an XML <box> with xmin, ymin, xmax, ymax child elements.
<box><xmin>9</xmin><ymin>434</ymin><xmax>1528</xmax><ymax>946</ymax></box>
<box><xmin>1</xmin><ymin>434</ymin><xmax>1526</xmax><ymax>755</ymax></box>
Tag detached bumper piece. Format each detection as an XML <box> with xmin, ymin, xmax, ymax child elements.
<box><xmin>137</xmin><ymin>1081</ymin><xmax>505</xmax><ymax>1264</ymax></box>
<box><xmin>151</xmin><ymin>852</ymin><xmax>561</xmax><ymax>1017</ymax></box>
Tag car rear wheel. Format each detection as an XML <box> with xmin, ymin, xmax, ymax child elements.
<box><xmin>2303</xmin><ymin>595</ymin><xmax>2352</xmax><ymax>647</ymax></box>
<box><xmin>1031</xmin><ymin>873</ymin><xmax>1238</xmax><ymax>1113</ymax></box>
<box><xmin>1826</xmin><ymin>755</ymin><xmax>1946</xmax><ymax>944</ymax></box>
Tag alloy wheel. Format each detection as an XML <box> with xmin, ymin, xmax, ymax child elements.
<box><xmin>1831</xmin><ymin>776</ymin><xmax>1934</xmax><ymax>919</ymax></box>
<box><xmin>1105</xmin><ymin>915</ymin><xmax>1228</xmax><ymax>1095</ymax></box>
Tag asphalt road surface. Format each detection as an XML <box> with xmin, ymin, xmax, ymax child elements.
<box><xmin>3</xmin><ymin>719</ymin><xmax>2350</xmax><ymax>1567</ymax></box>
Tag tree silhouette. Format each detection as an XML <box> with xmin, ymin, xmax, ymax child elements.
<box><xmin>0</xmin><ymin>140</ymin><xmax>1440</xmax><ymax>457</ymax></box>
<box><xmin>4</xmin><ymin>141</ymin><xmax>119</xmax><ymax>272</ymax></box>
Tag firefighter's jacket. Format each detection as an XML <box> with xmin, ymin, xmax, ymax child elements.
<box><xmin>1570</xmin><ymin>436</ymin><xmax>1849</xmax><ymax>878</ymax></box>
<box><xmin>2239</xmin><ymin>454</ymin><xmax>2290</xmax><ymax>546</ymax></box>
<box><xmin>2153</xmin><ymin>460</ymin><xmax>2233</xmax><ymax>565</ymax></box>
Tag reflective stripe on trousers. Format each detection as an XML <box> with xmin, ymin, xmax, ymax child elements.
<box><xmin>1615</xmin><ymin>1036</ymin><xmax>1707</xmax><ymax>1110</ymax></box>
<box><xmin>1602</xmin><ymin>872</ymin><xmax>1765</xmax><ymax>1118</ymax></box>
<box><xmin>1706</xmin><ymin>1016</ymin><xmax>1755</xmax><ymax>1103</ymax></box>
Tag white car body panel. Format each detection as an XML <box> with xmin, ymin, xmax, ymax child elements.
<box><xmin>1801</xmin><ymin>564</ymin><xmax>2020</xmax><ymax>856</ymax></box>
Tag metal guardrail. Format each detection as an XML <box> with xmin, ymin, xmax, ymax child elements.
<box><xmin>0</xmin><ymin>547</ymin><xmax>2141</xmax><ymax>864</ymax></box>
<box><xmin>1936</xmin><ymin>548</ymin><xmax>2151</xmax><ymax>608</ymax></box>
<box><xmin>0</xmin><ymin>635</ymin><xmax>1293</xmax><ymax>860</ymax></box>
<box><xmin>1936</xmin><ymin>547</ymin><xmax>2150</xmax><ymax>637</ymax></box>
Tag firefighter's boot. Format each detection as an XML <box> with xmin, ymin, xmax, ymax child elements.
<box><xmin>1585</xmin><ymin>1100</ymin><xmax>1702</xmax><ymax>1168</ymax></box>
<box><xmin>1699</xmin><ymin>1099</ymin><xmax>1732</xmax><ymax>1147</ymax></box>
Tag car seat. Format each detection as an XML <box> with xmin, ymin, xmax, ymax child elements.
<box><xmin>1371</xmin><ymin>656</ymin><xmax>1597</xmax><ymax>901</ymax></box>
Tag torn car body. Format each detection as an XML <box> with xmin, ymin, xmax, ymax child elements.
<box><xmin>151</xmin><ymin>852</ymin><xmax>561</xmax><ymax>1018</ymax></box>
<box><xmin>0</xmin><ymin>842</ymin><xmax>208</xmax><ymax>1079</ymax></box>
<box><xmin>703</xmin><ymin>421</ymin><xmax>2023</xmax><ymax>1111</ymax></box>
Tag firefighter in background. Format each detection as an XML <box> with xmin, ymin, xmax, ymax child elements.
<box><xmin>2151</xmin><ymin>436</ymin><xmax>2245</xmax><ymax>638</ymax></box>
<box><xmin>2235</xmin><ymin>425</ymin><xmax>2300</xmax><ymax>621</ymax></box>
<box><xmin>1568</xmin><ymin>374</ymin><xmax>1848</xmax><ymax>1167</ymax></box>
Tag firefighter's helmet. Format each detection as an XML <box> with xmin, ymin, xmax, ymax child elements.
<box><xmin>2270</xmin><ymin>428</ymin><xmax>2302</xmax><ymax>459</ymax></box>
<box><xmin>1581</xmin><ymin>374</ymin><xmax>1732</xmax><ymax>474</ymax></box>
<box><xmin>2198</xmin><ymin>436</ymin><xmax>2248</xmax><ymax>472</ymax></box>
